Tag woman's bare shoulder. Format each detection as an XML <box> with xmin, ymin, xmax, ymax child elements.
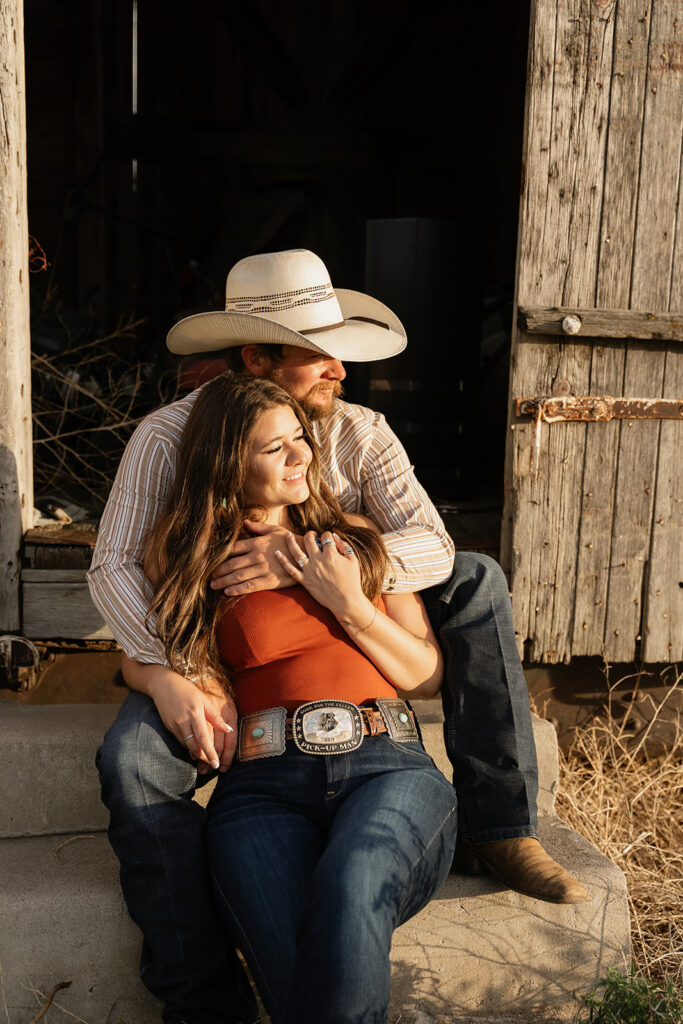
<box><xmin>343</xmin><ymin>512</ymin><xmax>381</xmax><ymax>534</ymax></box>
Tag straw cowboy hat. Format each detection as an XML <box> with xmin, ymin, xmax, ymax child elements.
<box><xmin>167</xmin><ymin>249</ymin><xmax>406</xmax><ymax>362</ymax></box>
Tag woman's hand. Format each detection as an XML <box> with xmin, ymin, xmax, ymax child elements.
<box><xmin>121</xmin><ymin>656</ymin><xmax>237</xmax><ymax>772</ymax></box>
<box><xmin>274</xmin><ymin>530</ymin><xmax>370</xmax><ymax>621</ymax></box>
<box><xmin>149</xmin><ymin>671</ymin><xmax>238</xmax><ymax>773</ymax></box>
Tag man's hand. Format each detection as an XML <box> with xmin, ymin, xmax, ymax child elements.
<box><xmin>210</xmin><ymin>520</ymin><xmax>301</xmax><ymax>596</ymax></box>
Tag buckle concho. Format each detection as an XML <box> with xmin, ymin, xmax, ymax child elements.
<box><xmin>238</xmin><ymin>708</ymin><xmax>287</xmax><ymax>762</ymax></box>
<box><xmin>292</xmin><ymin>699</ymin><xmax>364</xmax><ymax>755</ymax></box>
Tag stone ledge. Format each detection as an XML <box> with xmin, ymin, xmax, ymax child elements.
<box><xmin>389</xmin><ymin>815</ymin><xmax>629</xmax><ymax>1021</ymax></box>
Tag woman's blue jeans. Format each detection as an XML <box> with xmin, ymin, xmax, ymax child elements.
<box><xmin>205</xmin><ymin>737</ymin><xmax>457</xmax><ymax>1024</ymax></box>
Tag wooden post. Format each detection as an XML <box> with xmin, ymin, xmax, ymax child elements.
<box><xmin>0</xmin><ymin>0</ymin><xmax>32</xmax><ymax>631</ymax></box>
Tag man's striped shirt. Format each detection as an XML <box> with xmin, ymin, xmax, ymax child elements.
<box><xmin>87</xmin><ymin>388</ymin><xmax>455</xmax><ymax>664</ymax></box>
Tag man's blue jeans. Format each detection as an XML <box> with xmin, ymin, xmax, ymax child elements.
<box><xmin>96</xmin><ymin>551</ymin><xmax>537</xmax><ymax>1020</ymax></box>
<box><xmin>423</xmin><ymin>551</ymin><xmax>539</xmax><ymax>843</ymax></box>
<box><xmin>96</xmin><ymin>695</ymin><xmax>257</xmax><ymax>1024</ymax></box>
<box><xmin>206</xmin><ymin>737</ymin><xmax>456</xmax><ymax>1024</ymax></box>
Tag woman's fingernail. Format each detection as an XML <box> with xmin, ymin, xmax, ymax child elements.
<box><xmin>211</xmin><ymin>759</ymin><xmax>219</xmax><ymax>769</ymax></box>
<box><xmin>275</xmin><ymin>549</ymin><xmax>282</xmax><ymax>557</ymax></box>
<box><xmin>225</xmin><ymin>724</ymin><xmax>233</xmax><ymax>732</ymax></box>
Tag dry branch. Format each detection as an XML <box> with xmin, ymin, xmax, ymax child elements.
<box><xmin>31</xmin><ymin>305</ymin><xmax>179</xmax><ymax>511</ymax></box>
<box><xmin>26</xmin><ymin>980</ymin><xmax>70</xmax><ymax>1023</ymax></box>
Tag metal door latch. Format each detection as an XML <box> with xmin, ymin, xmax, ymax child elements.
<box><xmin>516</xmin><ymin>396</ymin><xmax>683</xmax><ymax>422</ymax></box>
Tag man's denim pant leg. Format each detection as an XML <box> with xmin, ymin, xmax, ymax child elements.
<box><xmin>206</xmin><ymin>737</ymin><xmax>457</xmax><ymax>1024</ymax></box>
<box><xmin>423</xmin><ymin>550</ymin><xmax>539</xmax><ymax>844</ymax></box>
<box><xmin>96</xmin><ymin>692</ymin><xmax>256</xmax><ymax>1024</ymax></box>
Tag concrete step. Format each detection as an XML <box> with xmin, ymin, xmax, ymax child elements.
<box><xmin>390</xmin><ymin>814</ymin><xmax>630</xmax><ymax>1021</ymax></box>
<box><xmin>0</xmin><ymin>700</ymin><xmax>559</xmax><ymax>837</ymax></box>
<box><xmin>0</xmin><ymin>820</ymin><xmax>628</xmax><ymax>1024</ymax></box>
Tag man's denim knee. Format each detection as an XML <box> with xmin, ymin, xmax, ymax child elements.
<box><xmin>97</xmin><ymin>692</ymin><xmax>195</xmax><ymax>813</ymax></box>
<box><xmin>439</xmin><ymin>551</ymin><xmax>509</xmax><ymax>609</ymax></box>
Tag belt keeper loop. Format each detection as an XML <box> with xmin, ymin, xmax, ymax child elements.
<box><xmin>365</xmin><ymin>708</ymin><xmax>379</xmax><ymax>736</ymax></box>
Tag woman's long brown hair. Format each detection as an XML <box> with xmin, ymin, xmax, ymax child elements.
<box><xmin>147</xmin><ymin>373</ymin><xmax>387</xmax><ymax>691</ymax></box>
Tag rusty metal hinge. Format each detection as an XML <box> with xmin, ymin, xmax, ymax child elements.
<box><xmin>516</xmin><ymin>396</ymin><xmax>683</xmax><ymax>422</ymax></box>
<box><xmin>0</xmin><ymin>635</ymin><xmax>41</xmax><ymax>691</ymax></box>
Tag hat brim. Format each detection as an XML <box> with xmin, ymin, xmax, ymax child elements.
<box><xmin>166</xmin><ymin>288</ymin><xmax>406</xmax><ymax>363</ymax></box>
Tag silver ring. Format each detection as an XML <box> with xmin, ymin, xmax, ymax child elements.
<box><xmin>321</xmin><ymin>538</ymin><xmax>335</xmax><ymax>547</ymax></box>
<box><xmin>296</xmin><ymin>557</ymin><xmax>306</xmax><ymax>569</ymax></box>
<box><xmin>344</xmin><ymin>545</ymin><xmax>353</xmax><ymax>555</ymax></box>
<box><xmin>184</xmin><ymin>733</ymin><xmax>194</xmax><ymax>742</ymax></box>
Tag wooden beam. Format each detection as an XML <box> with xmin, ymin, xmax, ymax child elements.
<box><xmin>0</xmin><ymin>0</ymin><xmax>32</xmax><ymax>631</ymax></box>
<box><xmin>21</xmin><ymin>569</ymin><xmax>113</xmax><ymax>641</ymax></box>
<box><xmin>518</xmin><ymin>305</ymin><xmax>683</xmax><ymax>341</ymax></box>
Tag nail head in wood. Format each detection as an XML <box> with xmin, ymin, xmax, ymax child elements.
<box><xmin>561</xmin><ymin>315</ymin><xmax>582</xmax><ymax>335</ymax></box>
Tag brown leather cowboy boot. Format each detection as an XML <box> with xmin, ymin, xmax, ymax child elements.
<box><xmin>458</xmin><ymin>837</ymin><xmax>590</xmax><ymax>903</ymax></box>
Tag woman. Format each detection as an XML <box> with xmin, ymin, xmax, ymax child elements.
<box><xmin>140</xmin><ymin>373</ymin><xmax>456</xmax><ymax>1024</ymax></box>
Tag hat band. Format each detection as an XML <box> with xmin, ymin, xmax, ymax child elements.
<box><xmin>299</xmin><ymin>316</ymin><xmax>390</xmax><ymax>335</ymax></box>
<box><xmin>226</xmin><ymin>282</ymin><xmax>335</xmax><ymax>315</ymax></box>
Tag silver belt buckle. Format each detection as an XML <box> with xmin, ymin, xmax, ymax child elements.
<box><xmin>238</xmin><ymin>708</ymin><xmax>287</xmax><ymax>761</ymax></box>
<box><xmin>292</xmin><ymin>700</ymin><xmax>364</xmax><ymax>755</ymax></box>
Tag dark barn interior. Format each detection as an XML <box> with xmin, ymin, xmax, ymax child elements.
<box><xmin>25</xmin><ymin>0</ymin><xmax>530</xmax><ymax>522</ymax></box>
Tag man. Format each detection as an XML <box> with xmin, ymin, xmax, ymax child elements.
<box><xmin>89</xmin><ymin>249</ymin><xmax>587</xmax><ymax>1024</ymax></box>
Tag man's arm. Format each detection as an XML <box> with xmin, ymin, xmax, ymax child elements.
<box><xmin>358</xmin><ymin>411</ymin><xmax>455</xmax><ymax>593</ymax></box>
<box><xmin>87</xmin><ymin>416</ymin><xmax>175</xmax><ymax>663</ymax></box>
<box><xmin>88</xmin><ymin>409</ymin><xmax>240</xmax><ymax>770</ymax></box>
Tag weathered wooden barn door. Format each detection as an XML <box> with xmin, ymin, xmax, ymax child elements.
<box><xmin>502</xmin><ymin>0</ymin><xmax>682</xmax><ymax>664</ymax></box>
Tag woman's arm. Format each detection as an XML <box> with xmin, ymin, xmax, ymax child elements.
<box><xmin>121</xmin><ymin>654</ymin><xmax>237</xmax><ymax>772</ymax></box>
<box><xmin>343</xmin><ymin>588</ymin><xmax>443</xmax><ymax>698</ymax></box>
<box><xmin>275</xmin><ymin>528</ymin><xmax>443</xmax><ymax>697</ymax></box>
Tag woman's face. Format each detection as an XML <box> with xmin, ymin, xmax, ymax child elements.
<box><xmin>242</xmin><ymin>404</ymin><xmax>312</xmax><ymax>514</ymax></box>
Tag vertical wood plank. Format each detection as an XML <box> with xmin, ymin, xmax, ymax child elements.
<box><xmin>572</xmin><ymin>1</ymin><xmax>652</xmax><ymax>654</ymax></box>
<box><xmin>505</xmin><ymin>0</ymin><xmax>616</xmax><ymax>662</ymax></box>
<box><xmin>501</xmin><ymin>0</ymin><xmax>559</xmax><ymax>651</ymax></box>
<box><xmin>643</xmin><ymin>59</ymin><xmax>683</xmax><ymax>661</ymax></box>
<box><xmin>604</xmin><ymin>0</ymin><xmax>683</xmax><ymax>661</ymax></box>
<box><xmin>0</xmin><ymin>0</ymin><xmax>32</xmax><ymax>631</ymax></box>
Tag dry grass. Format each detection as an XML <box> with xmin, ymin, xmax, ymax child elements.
<box><xmin>556</xmin><ymin>666</ymin><xmax>683</xmax><ymax>988</ymax></box>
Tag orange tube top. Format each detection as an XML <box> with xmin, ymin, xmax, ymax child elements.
<box><xmin>216</xmin><ymin>586</ymin><xmax>397</xmax><ymax>715</ymax></box>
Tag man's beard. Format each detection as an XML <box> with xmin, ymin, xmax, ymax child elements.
<box><xmin>270</xmin><ymin>373</ymin><xmax>344</xmax><ymax>421</ymax></box>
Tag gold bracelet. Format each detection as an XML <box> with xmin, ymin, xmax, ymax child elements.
<box><xmin>343</xmin><ymin>605</ymin><xmax>378</xmax><ymax>636</ymax></box>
